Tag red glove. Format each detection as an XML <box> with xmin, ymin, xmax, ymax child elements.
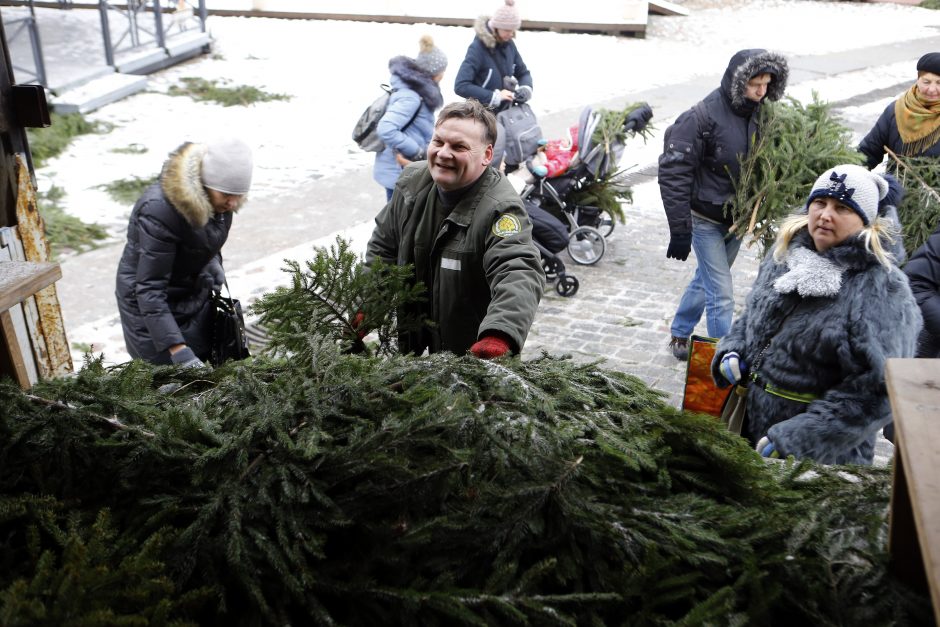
<box><xmin>351</xmin><ymin>311</ymin><xmax>367</xmax><ymax>339</ymax></box>
<box><xmin>470</xmin><ymin>335</ymin><xmax>511</xmax><ymax>359</ymax></box>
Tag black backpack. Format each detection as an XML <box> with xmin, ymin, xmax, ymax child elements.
<box><xmin>352</xmin><ymin>84</ymin><xmax>420</xmax><ymax>153</ymax></box>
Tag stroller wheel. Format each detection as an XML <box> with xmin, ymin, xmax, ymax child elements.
<box><xmin>555</xmin><ymin>274</ymin><xmax>579</xmax><ymax>297</ymax></box>
<box><xmin>567</xmin><ymin>226</ymin><xmax>606</xmax><ymax>265</ymax></box>
<box><xmin>597</xmin><ymin>209</ymin><xmax>616</xmax><ymax>238</ymax></box>
<box><xmin>542</xmin><ymin>257</ymin><xmax>561</xmax><ymax>281</ymax></box>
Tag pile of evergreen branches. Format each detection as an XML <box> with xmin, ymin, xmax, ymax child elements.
<box><xmin>731</xmin><ymin>94</ymin><xmax>863</xmax><ymax>255</ymax></box>
<box><xmin>886</xmin><ymin>152</ymin><xmax>940</xmax><ymax>256</ymax></box>
<box><xmin>0</xmin><ymin>242</ymin><xmax>930</xmax><ymax>625</ymax></box>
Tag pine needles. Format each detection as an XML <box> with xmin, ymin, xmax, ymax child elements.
<box><xmin>886</xmin><ymin>151</ymin><xmax>940</xmax><ymax>256</ymax></box>
<box><xmin>0</xmin><ymin>239</ymin><xmax>930</xmax><ymax>624</ymax></box>
<box><xmin>731</xmin><ymin>94</ymin><xmax>864</xmax><ymax>256</ymax></box>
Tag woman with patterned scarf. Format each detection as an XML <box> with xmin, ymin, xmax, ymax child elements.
<box><xmin>859</xmin><ymin>52</ymin><xmax>940</xmax><ymax>170</ymax></box>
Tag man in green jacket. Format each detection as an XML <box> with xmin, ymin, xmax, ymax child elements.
<box><xmin>366</xmin><ymin>99</ymin><xmax>544</xmax><ymax>358</ymax></box>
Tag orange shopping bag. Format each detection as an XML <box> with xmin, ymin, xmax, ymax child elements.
<box><xmin>681</xmin><ymin>335</ymin><xmax>733</xmax><ymax>417</ymax></box>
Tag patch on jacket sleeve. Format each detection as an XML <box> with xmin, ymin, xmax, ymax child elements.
<box><xmin>492</xmin><ymin>213</ymin><xmax>522</xmax><ymax>238</ymax></box>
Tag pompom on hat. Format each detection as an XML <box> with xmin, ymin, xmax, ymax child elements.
<box><xmin>414</xmin><ymin>34</ymin><xmax>448</xmax><ymax>77</ymax></box>
<box><xmin>916</xmin><ymin>52</ymin><xmax>940</xmax><ymax>76</ymax></box>
<box><xmin>489</xmin><ymin>0</ymin><xmax>522</xmax><ymax>31</ymax></box>
<box><xmin>804</xmin><ymin>163</ymin><xmax>889</xmax><ymax>226</ymax></box>
<box><xmin>201</xmin><ymin>137</ymin><xmax>253</xmax><ymax>195</ymax></box>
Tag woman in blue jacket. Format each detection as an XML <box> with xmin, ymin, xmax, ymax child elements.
<box><xmin>454</xmin><ymin>0</ymin><xmax>532</xmax><ymax>114</ymax></box>
<box><xmin>373</xmin><ymin>35</ymin><xmax>447</xmax><ymax>201</ymax></box>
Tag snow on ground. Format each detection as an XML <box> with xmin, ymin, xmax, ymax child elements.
<box><xmin>34</xmin><ymin>0</ymin><xmax>940</xmax><ymax>365</ymax></box>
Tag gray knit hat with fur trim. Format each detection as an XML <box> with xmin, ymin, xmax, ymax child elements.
<box><xmin>201</xmin><ymin>138</ymin><xmax>253</xmax><ymax>195</ymax></box>
<box><xmin>805</xmin><ymin>163</ymin><xmax>889</xmax><ymax>226</ymax></box>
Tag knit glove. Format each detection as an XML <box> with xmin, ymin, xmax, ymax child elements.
<box><xmin>410</xmin><ymin>147</ymin><xmax>426</xmax><ymax>162</ymax></box>
<box><xmin>719</xmin><ymin>352</ymin><xmax>746</xmax><ymax>385</ymax></box>
<box><xmin>351</xmin><ymin>311</ymin><xmax>367</xmax><ymax>340</ymax></box>
<box><xmin>470</xmin><ymin>335</ymin><xmax>511</xmax><ymax>359</ymax></box>
<box><xmin>666</xmin><ymin>233</ymin><xmax>692</xmax><ymax>261</ymax></box>
<box><xmin>170</xmin><ymin>347</ymin><xmax>206</xmax><ymax>369</ymax></box>
<box><xmin>514</xmin><ymin>85</ymin><xmax>532</xmax><ymax>103</ymax></box>
<box><xmin>755</xmin><ymin>436</ymin><xmax>779</xmax><ymax>459</ymax></box>
<box><xmin>204</xmin><ymin>258</ymin><xmax>225</xmax><ymax>291</ymax></box>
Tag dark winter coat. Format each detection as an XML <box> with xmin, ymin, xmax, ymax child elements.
<box><xmin>659</xmin><ymin>49</ymin><xmax>788</xmax><ymax>235</ymax></box>
<box><xmin>373</xmin><ymin>56</ymin><xmax>443</xmax><ymax>190</ymax></box>
<box><xmin>858</xmin><ymin>99</ymin><xmax>940</xmax><ymax>170</ymax></box>
<box><xmin>366</xmin><ymin>163</ymin><xmax>544</xmax><ymax>355</ymax></box>
<box><xmin>115</xmin><ymin>142</ymin><xmax>231</xmax><ymax>363</ymax></box>
<box><xmin>454</xmin><ymin>16</ymin><xmax>533</xmax><ymax>112</ymax></box>
<box><xmin>712</xmin><ymin>230</ymin><xmax>921</xmax><ymax>465</ymax></box>
<box><xmin>904</xmin><ymin>222</ymin><xmax>940</xmax><ymax>348</ymax></box>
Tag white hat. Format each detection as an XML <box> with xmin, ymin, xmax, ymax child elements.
<box><xmin>201</xmin><ymin>138</ymin><xmax>253</xmax><ymax>195</ymax></box>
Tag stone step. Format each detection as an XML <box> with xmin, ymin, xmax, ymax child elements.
<box><xmin>48</xmin><ymin>71</ymin><xmax>148</xmax><ymax>114</ymax></box>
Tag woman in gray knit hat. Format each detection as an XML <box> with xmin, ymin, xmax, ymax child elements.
<box><xmin>373</xmin><ymin>35</ymin><xmax>447</xmax><ymax>201</ymax></box>
<box><xmin>711</xmin><ymin>164</ymin><xmax>921</xmax><ymax>465</ymax></box>
<box><xmin>115</xmin><ymin>137</ymin><xmax>253</xmax><ymax>368</ymax></box>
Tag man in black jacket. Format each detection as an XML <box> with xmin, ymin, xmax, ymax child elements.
<box><xmin>659</xmin><ymin>49</ymin><xmax>788</xmax><ymax>360</ymax></box>
<box><xmin>115</xmin><ymin>138</ymin><xmax>253</xmax><ymax>368</ymax></box>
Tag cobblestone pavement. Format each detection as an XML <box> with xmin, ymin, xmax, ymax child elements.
<box><xmin>523</xmin><ymin>178</ymin><xmax>760</xmax><ymax>409</ymax></box>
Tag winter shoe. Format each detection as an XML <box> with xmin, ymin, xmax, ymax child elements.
<box><xmin>668</xmin><ymin>336</ymin><xmax>689</xmax><ymax>361</ymax></box>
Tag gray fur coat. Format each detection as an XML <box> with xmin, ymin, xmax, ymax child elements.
<box><xmin>711</xmin><ymin>230</ymin><xmax>921</xmax><ymax>465</ymax></box>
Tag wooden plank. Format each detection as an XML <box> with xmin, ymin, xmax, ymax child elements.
<box><xmin>886</xmin><ymin>358</ymin><xmax>940</xmax><ymax>625</ymax></box>
<box><xmin>0</xmin><ymin>309</ymin><xmax>31</xmax><ymax>388</ymax></box>
<box><xmin>648</xmin><ymin>0</ymin><xmax>690</xmax><ymax>16</ymax></box>
<box><xmin>11</xmin><ymin>155</ymin><xmax>73</xmax><ymax>376</ymax></box>
<box><xmin>0</xmin><ymin>260</ymin><xmax>61</xmax><ymax>313</ymax></box>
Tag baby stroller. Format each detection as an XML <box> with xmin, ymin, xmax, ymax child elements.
<box><xmin>519</xmin><ymin>103</ymin><xmax>654</xmax><ymax>266</ymax></box>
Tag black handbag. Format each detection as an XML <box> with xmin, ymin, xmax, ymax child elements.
<box><xmin>210</xmin><ymin>281</ymin><xmax>250</xmax><ymax>366</ymax></box>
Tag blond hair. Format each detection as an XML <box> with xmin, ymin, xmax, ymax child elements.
<box><xmin>772</xmin><ymin>214</ymin><xmax>898</xmax><ymax>267</ymax></box>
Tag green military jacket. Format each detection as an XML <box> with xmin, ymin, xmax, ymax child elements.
<box><xmin>366</xmin><ymin>162</ymin><xmax>544</xmax><ymax>355</ymax></box>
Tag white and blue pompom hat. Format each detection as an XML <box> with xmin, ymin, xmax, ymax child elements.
<box><xmin>804</xmin><ymin>163</ymin><xmax>889</xmax><ymax>226</ymax></box>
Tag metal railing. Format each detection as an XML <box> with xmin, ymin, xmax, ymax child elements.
<box><xmin>0</xmin><ymin>0</ymin><xmax>47</xmax><ymax>85</ymax></box>
<box><xmin>98</xmin><ymin>0</ymin><xmax>205</xmax><ymax>67</ymax></box>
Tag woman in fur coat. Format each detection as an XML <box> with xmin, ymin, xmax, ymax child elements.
<box><xmin>115</xmin><ymin>138</ymin><xmax>253</xmax><ymax>368</ymax></box>
<box><xmin>711</xmin><ymin>164</ymin><xmax>922</xmax><ymax>465</ymax></box>
<box><xmin>373</xmin><ymin>35</ymin><xmax>447</xmax><ymax>201</ymax></box>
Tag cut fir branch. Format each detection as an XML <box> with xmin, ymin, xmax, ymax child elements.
<box><xmin>731</xmin><ymin>94</ymin><xmax>864</xmax><ymax>256</ymax></box>
<box><xmin>885</xmin><ymin>149</ymin><xmax>940</xmax><ymax>256</ymax></box>
<box><xmin>250</xmin><ymin>236</ymin><xmax>426</xmax><ymax>359</ymax></box>
<box><xmin>567</xmin><ymin>102</ymin><xmax>654</xmax><ymax>223</ymax></box>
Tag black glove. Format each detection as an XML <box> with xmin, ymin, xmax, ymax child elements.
<box><xmin>203</xmin><ymin>258</ymin><xmax>225</xmax><ymax>291</ymax></box>
<box><xmin>666</xmin><ymin>233</ymin><xmax>692</xmax><ymax>261</ymax></box>
<box><xmin>625</xmin><ymin>103</ymin><xmax>653</xmax><ymax>132</ymax></box>
<box><xmin>170</xmin><ymin>346</ymin><xmax>206</xmax><ymax>369</ymax></box>
<box><xmin>514</xmin><ymin>85</ymin><xmax>532</xmax><ymax>103</ymax></box>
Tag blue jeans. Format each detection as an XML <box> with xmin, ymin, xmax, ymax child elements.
<box><xmin>670</xmin><ymin>215</ymin><xmax>742</xmax><ymax>339</ymax></box>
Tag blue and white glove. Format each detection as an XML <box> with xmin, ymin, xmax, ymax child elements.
<box><xmin>755</xmin><ymin>436</ymin><xmax>779</xmax><ymax>459</ymax></box>
<box><xmin>719</xmin><ymin>351</ymin><xmax>746</xmax><ymax>385</ymax></box>
<box><xmin>170</xmin><ymin>347</ymin><xmax>206</xmax><ymax>369</ymax></box>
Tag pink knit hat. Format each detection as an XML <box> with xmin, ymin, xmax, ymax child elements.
<box><xmin>489</xmin><ymin>0</ymin><xmax>521</xmax><ymax>31</ymax></box>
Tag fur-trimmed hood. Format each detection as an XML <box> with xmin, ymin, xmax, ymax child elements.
<box><xmin>389</xmin><ymin>56</ymin><xmax>444</xmax><ymax>110</ymax></box>
<box><xmin>720</xmin><ymin>49</ymin><xmax>789</xmax><ymax>112</ymax></box>
<box><xmin>473</xmin><ymin>15</ymin><xmax>499</xmax><ymax>49</ymax></box>
<box><xmin>160</xmin><ymin>142</ymin><xmax>216</xmax><ymax>229</ymax></box>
